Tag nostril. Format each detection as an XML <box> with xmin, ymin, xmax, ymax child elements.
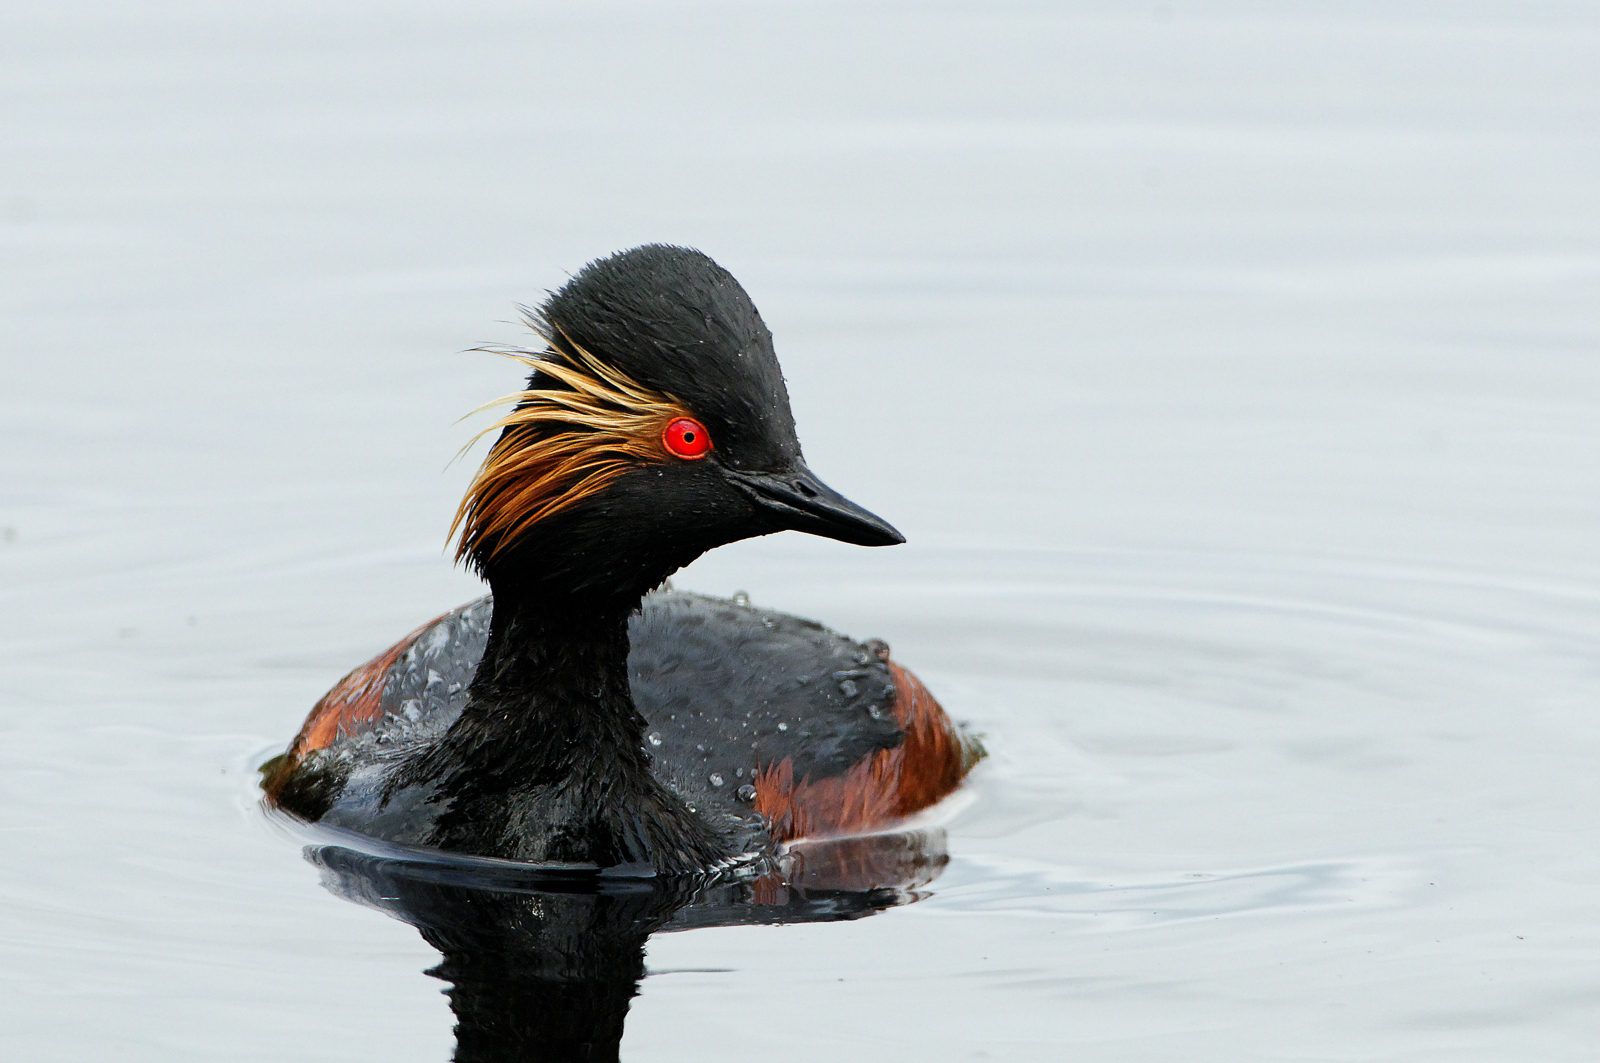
<box><xmin>795</xmin><ymin>480</ymin><xmax>817</xmax><ymax>498</ymax></box>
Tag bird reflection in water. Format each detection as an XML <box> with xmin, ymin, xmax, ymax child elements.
<box><xmin>307</xmin><ymin>828</ymin><xmax>948</xmax><ymax>1062</ymax></box>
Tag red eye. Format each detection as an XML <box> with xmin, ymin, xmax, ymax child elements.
<box><xmin>662</xmin><ymin>417</ymin><xmax>712</xmax><ymax>459</ymax></box>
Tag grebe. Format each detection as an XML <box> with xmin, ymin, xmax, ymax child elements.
<box><xmin>263</xmin><ymin>245</ymin><xmax>982</xmax><ymax>872</ymax></box>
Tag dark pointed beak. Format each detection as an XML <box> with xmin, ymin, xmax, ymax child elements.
<box><xmin>724</xmin><ymin>464</ymin><xmax>905</xmax><ymax>547</ymax></box>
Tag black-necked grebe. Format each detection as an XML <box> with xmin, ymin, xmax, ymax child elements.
<box><xmin>262</xmin><ymin>245</ymin><xmax>982</xmax><ymax>872</ymax></box>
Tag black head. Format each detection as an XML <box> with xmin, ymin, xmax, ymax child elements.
<box><xmin>538</xmin><ymin>244</ymin><xmax>797</xmax><ymax>474</ymax></box>
<box><xmin>453</xmin><ymin>245</ymin><xmax>903</xmax><ymax>610</ymax></box>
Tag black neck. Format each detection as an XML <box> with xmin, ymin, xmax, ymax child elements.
<box><xmin>405</xmin><ymin>591</ymin><xmax>729</xmax><ymax>871</ymax></box>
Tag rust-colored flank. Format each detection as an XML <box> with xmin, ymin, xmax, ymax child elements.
<box><xmin>261</xmin><ymin>618</ymin><xmax>437</xmax><ymax>799</ymax></box>
<box><xmin>752</xmin><ymin>660</ymin><xmax>970</xmax><ymax>842</ymax></box>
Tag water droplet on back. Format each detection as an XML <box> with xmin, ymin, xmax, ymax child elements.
<box><xmin>647</xmin><ymin>732</ymin><xmax>663</xmax><ymax>747</ymax></box>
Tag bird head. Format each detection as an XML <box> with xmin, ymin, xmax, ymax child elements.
<box><xmin>452</xmin><ymin>245</ymin><xmax>903</xmax><ymax>609</ymax></box>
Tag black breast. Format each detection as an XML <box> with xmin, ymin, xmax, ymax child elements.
<box><xmin>352</xmin><ymin>590</ymin><xmax>905</xmax><ymax>841</ymax></box>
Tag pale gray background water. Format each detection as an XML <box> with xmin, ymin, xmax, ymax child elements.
<box><xmin>5</xmin><ymin>1</ymin><xmax>1600</xmax><ymax>1058</ymax></box>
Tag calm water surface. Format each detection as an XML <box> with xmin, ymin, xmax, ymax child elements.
<box><xmin>5</xmin><ymin>2</ymin><xmax>1600</xmax><ymax>1059</ymax></box>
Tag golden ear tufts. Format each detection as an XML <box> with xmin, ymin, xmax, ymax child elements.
<box><xmin>450</xmin><ymin>336</ymin><xmax>694</xmax><ymax>564</ymax></box>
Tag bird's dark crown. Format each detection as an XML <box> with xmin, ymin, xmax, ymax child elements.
<box><xmin>537</xmin><ymin>244</ymin><xmax>800</xmax><ymax>473</ymax></box>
